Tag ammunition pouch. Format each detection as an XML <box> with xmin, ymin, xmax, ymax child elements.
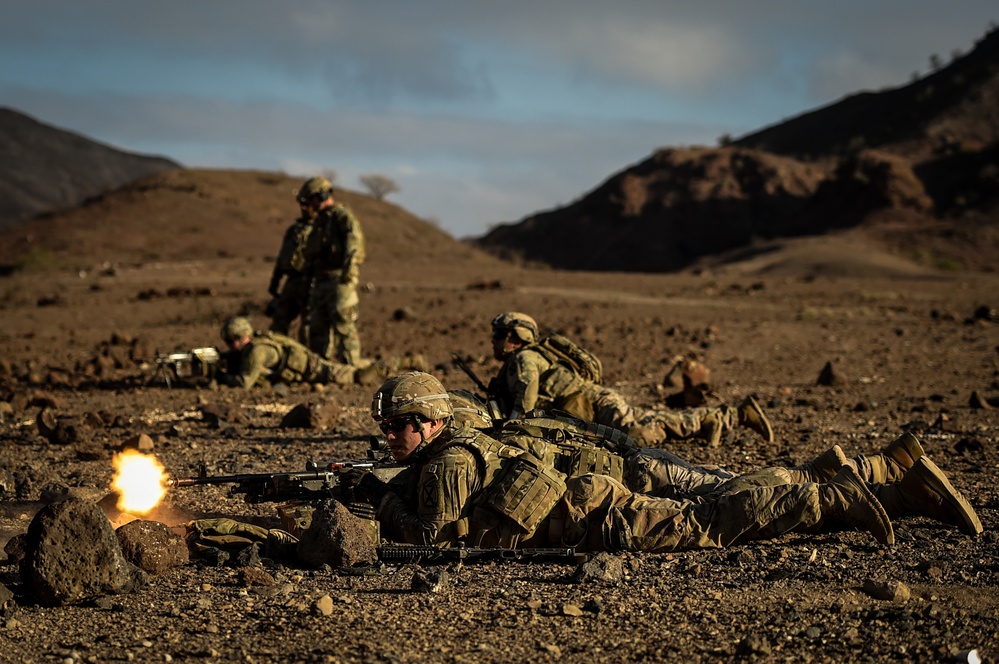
<box><xmin>475</xmin><ymin>454</ymin><xmax>566</xmax><ymax>539</ymax></box>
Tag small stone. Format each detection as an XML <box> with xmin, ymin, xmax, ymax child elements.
<box><xmin>562</xmin><ymin>603</ymin><xmax>584</xmax><ymax>617</ymax></box>
<box><xmin>314</xmin><ymin>595</ymin><xmax>334</xmax><ymax>616</ymax></box>
<box><xmin>863</xmin><ymin>578</ymin><xmax>910</xmax><ymax>602</ymax></box>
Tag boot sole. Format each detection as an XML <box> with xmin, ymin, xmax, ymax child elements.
<box><xmin>835</xmin><ymin>466</ymin><xmax>895</xmax><ymax>546</ymax></box>
<box><xmin>913</xmin><ymin>458</ymin><xmax>983</xmax><ymax>536</ymax></box>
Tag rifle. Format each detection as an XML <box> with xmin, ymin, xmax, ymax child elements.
<box><xmin>167</xmin><ymin>454</ymin><xmax>401</xmax><ymax>504</ymax></box>
<box><xmin>154</xmin><ymin>347</ymin><xmax>222</xmax><ymax>388</ymax></box>
<box><xmin>451</xmin><ymin>353</ymin><xmax>490</xmax><ymax>394</ymax></box>
<box><xmin>377</xmin><ymin>543</ymin><xmax>587</xmax><ymax>565</ymax></box>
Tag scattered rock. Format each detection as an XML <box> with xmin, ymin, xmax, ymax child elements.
<box><xmin>237</xmin><ymin>566</ymin><xmax>276</xmax><ymax>587</ymax></box>
<box><xmin>115</xmin><ymin>520</ymin><xmax>189</xmax><ymax>575</ymax></box>
<box><xmin>200</xmin><ymin>403</ymin><xmax>246</xmax><ymax>428</ymax></box>
<box><xmin>411</xmin><ymin>567</ymin><xmax>449</xmax><ymax>593</ymax></box>
<box><xmin>280</xmin><ymin>400</ymin><xmax>340</xmax><ymax>429</ymax></box>
<box><xmin>0</xmin><ymin>467</ymin><xmax>14</xmax><ymax>496</ymax></box>
<box><xmin>573</xmin><ymin>552</ymin><xmax>625</xmax><ymax>584</ymax></box>
<box><xmin>816</xmin><ymin>361</ymin><xmax>844</xmax><ymax>387</ymax></box>
<box><xmin>4</xmin><ymin>534</ymin><xmax>26</xmax><ymax>566</ymax></box>
<box><xmin>296</xmin><ymin>500</ymin><xmax>377</xmax><ymax>569</ymax></box>
<box><xmin>120</xmin><ymin>433</ymin><xmax>155</xmax><ymax>453</ymax></box>
<box><xmin>313</xmin><ymin>594</ymin><xmax>334</xmax><ymax>616</ymax></box>
<box><xmin>862</xmin><ymin>578</ymin><xmax>910</xmax><ymax>602</ymax></box>
<box><xmin>22</xmin><ymin>498</ymin><xmax>147</xmax><ymax>606</ymax></box>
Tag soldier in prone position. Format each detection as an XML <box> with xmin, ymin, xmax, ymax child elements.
<box><xmin>487</xmin><ymin>312</ymin><xmax>775</xmax><ymax>448</ymax></box>
<box><xmin>218</xmin><ymin>317</ymin><xmax>391</xmax><ymax>389</ymax></box>
<box><xmin>347</xmin><ymin>372</ymin><xmax>981</xmax><ymax>554</ymax></box>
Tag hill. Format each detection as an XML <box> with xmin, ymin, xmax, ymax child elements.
<box><xmin>0</xmin><ymin>168</ymin><xmax>498</xmax><ymax>273</ymax></box>
<box><xmin>475</xmin><ymin>26</ymin><xmax>999</xmax><ymax>273</ymax></box>
<box><xmin>0</xmin><ymin>108</ymin><xmax>180</xmax><ymax>230</ymax></box>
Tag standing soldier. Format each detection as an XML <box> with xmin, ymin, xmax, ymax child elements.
<box><xmin>266</xmin><ymin>182</ymin><xmax>319</xmax><ymax>341</ymax></box>
<box><xmin>299</xmin><ymin>176</ymin><xmax>366</xmax><ymax>365</ymax></box>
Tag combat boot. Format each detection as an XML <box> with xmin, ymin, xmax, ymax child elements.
<box><xmin>697</xmin><ymin>412</ymin><xmax>725</xmax><ymax>448</ymax></box>
<box><xmin>871</xmin><ymin>457</ymin><xmax>983</xmax><ymax>536</ymax></box>
<box><xmin>790</xmin><ymin>445</ymin><xmax>849</xmax><ymax>483</ymax></box>
<box><xmin>818</xmin><ymin>466</ymin><xmax>894</xmax><ymax>545</ymax></box>
<box><xmin>354</xmin><ymin>361</ymin><xmax>392</xmax><ymax>386</ymax></box>
<box><xmin>738</xmin><ymin>396</ymin><xmax>774</xmax><ymax>443</ymax></box>
<box><xmin>854</xmin><ymin>431</ymin><xmax>924</xmax><ymax>484</ymax></box>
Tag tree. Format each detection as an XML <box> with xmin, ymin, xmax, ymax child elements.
<box><xmin>359</xmin><ymin>174</ymin><xmax>400</xmax><ymax>201</ymax></box>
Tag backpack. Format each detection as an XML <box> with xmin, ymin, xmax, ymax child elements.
<box><xmin>531</xmin><ymin>333</ymin><xmax>603</xmax><ymax>384</ymax></box>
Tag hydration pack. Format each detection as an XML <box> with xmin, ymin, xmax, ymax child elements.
<box><xmin>530</xmin><ymin>333</ymin><xmax>603</xmax><ymax>384</ymax></box>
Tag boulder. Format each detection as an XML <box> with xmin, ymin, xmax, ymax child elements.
<box><xmin>115</xmin><ymin>520</ymin><xmax>189</xmax><ymax>575</ymax></box>
<box><xmin>296</xmin><ymin>500</ymin><xmax>377</xmax><ymax>569</ymax></box>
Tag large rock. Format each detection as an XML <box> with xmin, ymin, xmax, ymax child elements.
<box><xmin>22</xmin><ymin>498</ymin><xmax>147</xmax><ymax>606</ymax></box>
<box><xmin>296</xmin><ymin>500</ymin><xmax>377</xmax><ymax>569</ymax></box>
<box><xmin>115</xmin><ymin>520</ymin><xmax>189</xmax><ymax>575</ymax></box>
<box><xmin>280</xmin><ymin>399</ymin><xmax>340</xmax><ymax>429</ymax></box>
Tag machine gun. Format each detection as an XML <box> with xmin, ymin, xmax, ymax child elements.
<box><xmin>377</xmin><ymin>543</ymin><xmax>587</xmax><ymax>565</ymax></box>
<box><xmin>153</xmin><ymin>347</ymin><xmax>222</xmax><ymax>388</ymax></box>
<box><xmin>167</xmin><ymin>446</ymin><xmax>401</xmax><ymax>504</ymax></box>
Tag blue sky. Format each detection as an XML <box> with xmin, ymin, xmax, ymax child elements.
<box><xmin>1</xmin><ymin>1</ymin><xmax>995</xmax><ymax>237</ymax></box>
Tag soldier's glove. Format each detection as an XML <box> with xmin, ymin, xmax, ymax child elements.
<box><xmin>341</xmin><ymin>469</ymin><xmax>392</xmax><ymax>505</ymax></box>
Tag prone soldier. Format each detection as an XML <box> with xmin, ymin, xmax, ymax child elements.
<box><xmin>487</xmin><ymin>312</ymin><xmax>774</xmax><ymax>447</ymax></box>
<box><xmin>218</xmin><ymin>316</ymin><xmax>404</xmax><ymax>389</ymax></box>
<box><xmin>346</xmin><ymin>372</ymin><xmax>980</xmax><ymax>554</ymax></box>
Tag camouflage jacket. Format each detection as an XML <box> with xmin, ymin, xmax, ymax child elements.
<box><xmin>490</xmin><ymin>348</ymin><xmax>585</xmax><ymax>419</ymax></box>
<box><xmin>272</xmin><ymin>217</ymin><xmax>314</xmax><ymax>277</ymax></box>
<box><xmin>301</xmin><ymin>203</ymin><xmax>365</xmax><ymax>283</ymax></box>
<box><xmin>231</xmin><ymin>331</ymin><xmax>319</xmax><ymax>388</ymax></box>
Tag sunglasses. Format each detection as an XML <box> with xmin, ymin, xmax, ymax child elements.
<box><xmin>379</xmin><ymin>417</ymin><xmax>421</xmax><ymax>435</ymax></box>
<box><xmin>492</xmin><ymin>330</ymin><xmax>509</xmax><ymax>341</ymax></box>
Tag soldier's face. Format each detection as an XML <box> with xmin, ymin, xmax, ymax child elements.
<box><xmin>491</xmin><ymin>331</ymin><xmax>520</xmax><ymax>360</ymax></box>
<box><xmin>380</xmin><ymin>417</ymin><xmax>428</xmax><ymax>461</ymax></box>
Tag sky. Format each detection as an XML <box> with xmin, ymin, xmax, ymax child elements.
<box><xmin>1</xmin><ymin>2</ymin><xmax>996</xmax><ymax>238</ymax></box>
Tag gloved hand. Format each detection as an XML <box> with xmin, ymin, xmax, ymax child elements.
<box><xmin>341</xmin><ymin>469</ymin><xmax>392</xmax><ymax>504</ymax></box>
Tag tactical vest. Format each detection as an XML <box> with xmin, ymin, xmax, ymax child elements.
<box><xmin>252</xmin><ymin>331</ymin><xmax>313</xmax><ymax>383</ymax></box>
<box><xmin>429</xmin><ymin>426</ymin><xmax>567</xmax><ymax>544</ymax></box>
<box><xmin>499</xmin><ymin>414</ymin><xmax>640</xmax><ymax>481</ymax></box>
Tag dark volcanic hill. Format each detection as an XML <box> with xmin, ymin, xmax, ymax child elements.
<box><xmin>0</xmin><ymin>107</ymin><xmax>180</xmax><ymax>230</ymax></box>
<box><xmin>475</xmin><ymin>26</ymin><xmax>999</xmax><ymax>273</ymax></box>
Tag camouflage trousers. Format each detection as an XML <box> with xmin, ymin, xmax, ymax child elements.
<box><xmin>306</xmin><ymin>354</ymin><xmax>358</xmax><ymax>386</ymax></box>
<box><xmin>581</xmin><ymin>382</ymin><xmax>736</xmax><ymax>444</ymax></box>
<box><xmin>622</xmin><ymin>448</ymin><xmax>737</xmax><ymax>499</ymax></box>
<box><xmin>269</xmin><ymin>275</ymin><xmax>310</xmax><ymax>343</ymax></box>
<box><xmin>308</xmin><ymin>278</ymin><xmax>361</xmax><ymax>365</ymax></box>
<box><xmin>536</xmin><ymin>473</ymin><xmax>823</xmax><ymax>553</ymax></box>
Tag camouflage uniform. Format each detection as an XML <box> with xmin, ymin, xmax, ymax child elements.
<box><xmin>228</xmin><ymin>331</ymin><xmax>358</xmax><ymax>389</ymax></box>
<box><xmin>492</xmin><ymin>346</ymin><xmax>738</xmax><ymax>445</ymax></box>
<box><xmin>373</xmin><ymin>418</ymin><xmax>897</xmax><ymax>551</ymax></box>
<box><xmin>302</xmin><ymin>203</ymin><xmax>365</xmax><ymax>365</ymax></box>
<box><xmin>267</xmin><ymin>217</ymin><xmax>314</xmax><ymax>342</ymax></box>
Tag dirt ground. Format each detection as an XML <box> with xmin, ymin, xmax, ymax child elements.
<box><xmin>1</xmin><ymin>246</ymin><xmax>998</xmax><ymax>663</ymax></box>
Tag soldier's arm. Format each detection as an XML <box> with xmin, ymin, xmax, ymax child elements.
<box><xmin>508</xmin><ymin>353</ymin><xmax>543</xmax><ymax>419</ymax></box>
<box><xmin>232</xmin><ymin>345</ymin><xmax>280</xmax><ymax>389</ymax></box>
<box><xmin>339</xmin><ymin>207</ymin><xmax>365</xmax><ymax>283</ymax></box>
<box><xmin>375</xmin><ymin>448</ymin><xmax>480</xmax><ymax>546</ymax></box>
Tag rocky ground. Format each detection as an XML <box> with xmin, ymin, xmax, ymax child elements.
<box><xmin>1</xmin><ymin>252</ymin><xmax>997</xmax><ymax>663</ymax></box>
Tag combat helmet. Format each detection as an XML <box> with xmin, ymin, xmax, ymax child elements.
<box><xmin>220</xmin><ymin>316</ymin><xmax>254</xmax><ymax>342</ymax></box>
<box><xmin>491</xmin><ymin>312</ymin><xmax>538</xmax><ymax>344</ymax></box>
<box><xmin>371</xmin><ymin>371</ymin><xmax>453</xmax><ymax>422</ymax></box>
<box><xmin>448</xmin><ymin>389</ymin><xmax>493</xmax><ymax>430</ymax></box>
<box><xmin>296</xmin><ymin>176</ymin><xmax>333</xmax><ymax>203</ymax></box>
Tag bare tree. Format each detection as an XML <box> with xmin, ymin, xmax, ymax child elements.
<box><xmin>320</xmin><ymin>168</ymin><xmax>338</xmax><ymax>187</ymax></box>
<box><xmin>359</xmin><ymin>174</ymin><xmax>400</xmax><ymax>201</ymax></box>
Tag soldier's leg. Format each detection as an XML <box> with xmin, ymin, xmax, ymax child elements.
<box><xmin>268</xmin><ymin>292</ymin><xmax>296</xmax><ymax>335</ymax></box>
<box><xmin>307</xmin><ymin>282</ymin><xmax>335</xmax><ymax>360</ymax></box>
<box><xmin>309</xmin><ymin>356</ymin><xmax>358</xmax><ymax>386</ymax></box>
<box><xmin>332</xmin><ymin>283</ymin><xmax>361</xmax><ymax>366</ymax></box>
<box><xmin>606</xmin><ymin>465</ymin><xmax>892</xmax><ymax>552</ymax></box>
<box><xmin>630</xmin><ymin>405</ymin><xmax>736</xmax><ymax>447</ymax></box>
<box><xmin>622</xmin><ymin>448</ymin><xmax>736</xmax><ymax>499</ymax></box>
<box><xmin>850</xmin><ymin>431</ymin><xmax>924</xmax><ymax>484</ymax></box>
